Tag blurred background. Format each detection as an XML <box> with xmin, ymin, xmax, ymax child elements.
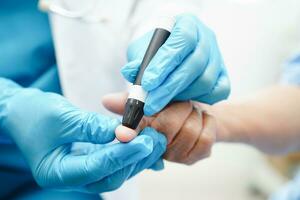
<box><xmin>136</xmin><ymin>0</ymin><xmax>300</xmax><ymax>199</ymax></box>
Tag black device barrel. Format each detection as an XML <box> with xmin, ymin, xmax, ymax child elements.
<box><xmin>134</xmin><ymin>28</ymin><xmax>171</xmax><ymax>85</ymax></box>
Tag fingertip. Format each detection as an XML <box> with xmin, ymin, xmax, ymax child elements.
<box><xmin>149</xmin><ymin>159</ymin><xmax>165</xmax><ymax>171</ymax></box>
<box><xmin>141</xmin><ymin>127</ymin><xmax>167</xmax><ymax>148</ymax></box>
<box><xmin>102</xmin><ymin>92</ymin><xmax>122</xmax><ymax>102</ymax></box>
<box><xmin>121</xmin><ymin>68</ymin><xmax>135</xmax><ymax>83</ymax></box>
<box><xmin>101</xmin><ymin>92</ymin><xmax>128</xmax><ymax>115</ymax></box>
<box><xmin>115</xmin><ymin>124</ymin><xmax>139</xmax><ymax>143</ymax></box>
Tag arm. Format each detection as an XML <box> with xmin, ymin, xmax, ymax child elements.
<box><xmin>213</xmin><ymin>85</ymin><xmax>300</xmax><ymax>154</ymax></box>
<box><xmin>103</xmin><ymin>86</ymin><xmax>300</xmax><ymax>166</ymax></box>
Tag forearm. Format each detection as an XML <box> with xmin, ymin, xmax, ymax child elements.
<box><xmin>212</xmin><ymin>85</ymin><xmax>300</xmax><ymax>154</ymax></box>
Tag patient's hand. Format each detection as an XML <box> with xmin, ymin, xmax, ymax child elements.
<box><xmin>102</xmin><ymin>92</ymin><xmax>217</xmax><ymax>165</ymax></box>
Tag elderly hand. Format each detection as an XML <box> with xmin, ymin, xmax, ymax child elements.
<box><xmin>103</xmin><ymin>92</ymin><xmax>217</xmax><ymax>165</ymax></box>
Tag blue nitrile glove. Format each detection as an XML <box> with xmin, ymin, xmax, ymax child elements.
<box><xmin>0</xmin><ymin>78</ymin><xmax>167</xmax><ymax>193</ymax></box>
<box><xmin>270</xmin><ymin>171</ymin><xmax>300</xmax><ymax>200</ymax></box>
<box><xmin>122</xmin><ymin>14</ymin><xmax>230</xmax><ymax>116</ymax></box>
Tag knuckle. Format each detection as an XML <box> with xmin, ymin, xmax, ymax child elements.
<box><xmin>180</xmin><ymin>26</ymin><xmax>198</xmax><ymax>47</ymax></box>
<box><xmin>164</xmin><ymin>152</ymin><xmax>186</xmax><ymax>164</ymax></box>
<box><xmin>164</xmin><ymin>149</ymin><xmax>180</xmax><ymax>161</ymax></box>
<box><xmin>175</xmin><ymin>17</ymin><xmax>198</xmax><ymax>47</ymax></box>
<box><xmin>182</xmin><ymin>118</ymin><xmax>196</xmax><ymax>134</ymax></box>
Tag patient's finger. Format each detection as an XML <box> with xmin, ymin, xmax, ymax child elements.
<box><xmin>102</xmin><ymin>92</ymin><xmax>128</xmax><ymax>115</ymax></box>
<box><xmin>151</xmin><ymin>102</ymin><xmax>193</xmax><ymax>144</ymax></box>
<box><xmin>184</xmin><ymin>112</ymin><xmax>216</xmax><ymax>165</ymax></box>
<box><xmin>164</xmin><ymin>110</ymin><xmax>203</xmax><ymax>163</ymax></box>
<box><xmin>115</xmin><ymin>124</ymin><xmax>139</xmax><ymax>143</ymax></box>
<box><xmin>116</xmin><ymin>117</ymin><xmax>156</xmax><ymax>143</ymax></box>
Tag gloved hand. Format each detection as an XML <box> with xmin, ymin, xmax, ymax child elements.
<box><xmin>122</xmin><ymin>14</ymin><xmax>230</xmax><ymax>115</ymax></box>
<box><xmin>0</xmin><ymin>78</ymin><xmax>167</xmax><ymax>193</ymax></box>
<box><xmin>103</xmin><ymin>92</ymin><xmax>216</xmax><ymax>165</ymax></box>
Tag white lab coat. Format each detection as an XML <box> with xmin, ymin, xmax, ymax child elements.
<box><xmin>49</xmin><ymin>0</ymin><xmax>201</xmax><ymax>199</ymax></box>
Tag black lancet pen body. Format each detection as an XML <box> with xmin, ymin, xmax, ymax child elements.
<box><xmin>122</xmin><ymin>18</ymin><xmax>174</xmax><ymax>129</ymax></box>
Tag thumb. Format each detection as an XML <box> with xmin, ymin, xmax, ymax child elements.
<box><xmin>102</xmin><ymin>92</ymin><xmax>128</xmax><ymax>115</ymax></box>
<box><xmin>39</xmin><ymin>135</ymin><xmax>154</xmax><ymax>188</ymax></box>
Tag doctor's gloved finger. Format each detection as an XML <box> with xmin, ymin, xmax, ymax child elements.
<box><xmin>121</xmin><ymin>60</ymin><xmax>142</xmax><ymax>83</ymax></box>
<box><xmin>174</xmin><ymin>52</ymin><xmax>223</xmax><ymax>101</ymax></box>
<box><xmin>70</xmin><ymin>112</ymin><xmax>120</xmax><ymax>144</ymax></box>
<box><xmin>57</xmin><ymin>135</ymin><xmax>154</xmax><ymax>187</ymax></box>
<box><xmin>84</xmin><ymin>164</ymin><xmax>136</xmax><ymax>193</ymax></box>
<box><xmin>141</xmin><ymin>16</ymin><xmax>199</xmax><ymax>91</ymax></box>
<box><xmin>128</xmin><ymin>127</ymin><xmax>167</xmax><ymax>179</ymax></box>
<box><xmin>149</xmin><ymin>159</ymin><xmax>165</xmax><ymax>171</ymax></box>
<box><xmin>193</xmin><ymin>71</ymin><xmax>231</xmax><ymax>104</ymax></box>
<box><xmin>102</xmin><ymin>92</ymin><xmax>128</xmax><ymax>115</ymax></box>
<box><xmin>143</xmin><ymin>23</ymin><xmax>224</xmax><ymax>114</ymax></box>
<box><xmin>85</xmin><ymin>157</ymin><xmax>164</xmax><ymax>193</ymax></box>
